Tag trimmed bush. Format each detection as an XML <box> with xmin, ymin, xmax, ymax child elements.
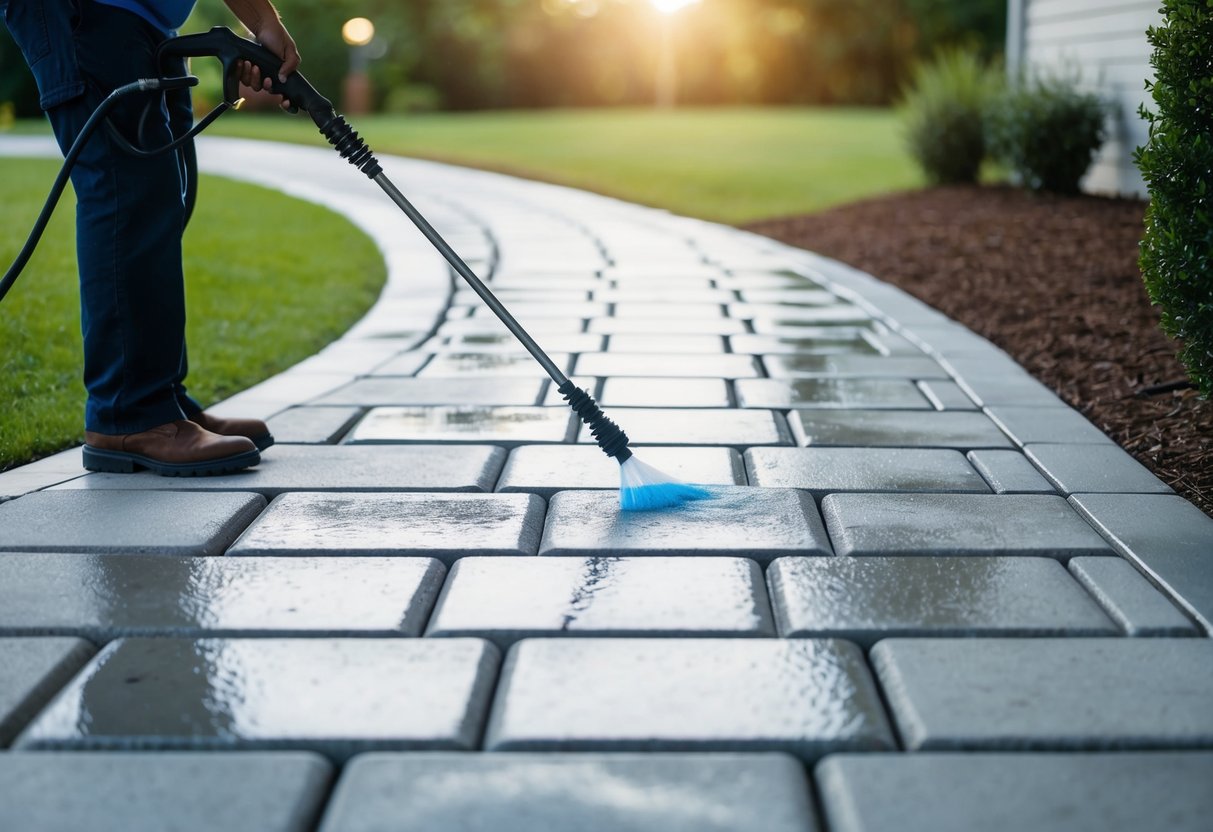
<box><xmin>900</xmin><ymin>49</ymin><xmax>1003</xmax><ymax>185</ymax></box>
<box><xmin>986</xmin><ymin>75</ymin><xmax>1107</xmax><ymax>194</ymax></box>
<box><xmin>1136</xmin><ymin>0</ymin><xmax>1213</xmax><ymax>397</ymax></box>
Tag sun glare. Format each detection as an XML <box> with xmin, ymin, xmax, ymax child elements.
<box><xmin>650</xmin><ymin>0</ymin><xmax>701</xmax><ymax>14</ymax></box>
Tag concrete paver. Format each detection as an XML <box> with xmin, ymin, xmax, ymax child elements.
<box><xmin>985</xmin><ymin>405</ymin><xmax>1114</xmax><ymax>446</ymax></box>
<box><xmin>485</xmin><ymin>638</ymin><xmax>894</xmax><ymax>760</ymax></box>
<box><xmin>737</xmin><ymin>379</ymin><xmax>932</xmax><ymax>409</ymax></box>
<box><xmin>576</xmin><ymin>407</ymin><xmax>792</xmax><ymax>447</ymax></box>
<box><xmin>737</xmin><ymin>304</ymin><xmax>872</xmax><ymax>326</ymax></box>
<box><xmin>915</xmin><ymin>379</ymin><xmax>979</xmax><ymax>410</ymax></box>
<box><xmin>1070</xmin><ymin>493</ymin><xmax>1213</xmax><ymax>632</ymax></box>
<box><xmin>762</xmin><ymin>355</ymin><xmax>948</xmax><ymax>379</ymax></box>
<box><xmin>360</xmin><ymin>352</ymin><xmax>431</xmax><ymax>377</ymax></box>
<box><xmin>1068</xmin><ymin>557</ymin><xmax>1199</xmax><ymax>636</ymax></box>
<box><xmin>606</xmin><ymin>334</ymin><xmax>726</xmax><ymax>353</ymax></box>
<box><xmin>427</xmin><ymin>556</ymin><xmax>773</xmax><ymax>646</ymax></box>
<box><xmin>265</xmin><ymin>406</ymin><xmax>363</xmax><ymax>444</ymax></box>
<box><xmin>314</xmin><ymin>378</ymin><xmax>544</xmax><ymax>407</ymax></box>
<box><xmin>600</xmin><ymin>377</ymin><xmax>731</xmax><ymax>407</ymax></box>
<box><xmin>1025</xmin><ymin>443</ymin><xmax>1174</xmax><ymax>495</ymax></box>
<box><xmin>589</xmin><ymin>317</ymin><xmax>748</xmax><ymax>335</ymax></box>
<box><xmin>816</xmin><ymin>752</ymin><xmax>1213</xmax><ymax>832</ymax></box>
<box><xmin>228</xmin><ymin>493</ymin><xmax>545</xmax><ymax>561</ymax></box>
<box><xmin>0</xmin><ymin>752</ymin><xmax>333</xmax><ymax>832</ymax></box>
<box><xmin>575</xmin><ymin>353</ymin><xmax>760</xmax><ymax>379</ymax></box>
<box><xmin>347</xmin><ymin>406</ymin><xmax>573</xmax><ymax>446</ymax></box>
<box><xmin>745</xmin><ymin>447</ymin><xmax>989</xmax><ymax>497</ymax></box>
<box><xmin>318</xmin><ymin>752</ymin><xmax>818</xmax><ymax>832</ymax></box>
<box><xmin>871</xmin><ymin>638</ymin><xmax>1213</xmax><ymax>750</ymax></box>
<box><xmin>822</xmin><ymin>494</ymin><xmax>1113</xmax><ymax>558</ymax></box>
<box><xmin>17</xmin><ymin>638</ymin><xmax>500</xmax><ymax>759</ymax></box>
<box><xmin>540</xmin><ymin>488</ymin><xmax>831</xmax><ymax>562</ymax></box>
<box><xmin>0</xmin><ymin>637</ymin><xmax>96</xmax><ymax>746</ymax></box>
<box><xmin>417</xmin><ymin>352</ymin><xmax>572</xmax><ymax>378</ymax></box>
<box><xmin>428</xmin><ymin>332</ymin><xmax>604</xmax><ymax>354</ymax></box>
<box><xmin>0</xmin><ymin>554</ymin><xmax>445</xmax><ymax>639</ymax></box>
<box><xmin>769</xmin><ymin>557</ymin><xmax>1116</xmax><ymax>646</ymax></box>
<box><xmin>967</xmin><ymin>449</ymin><xmax>1057</xmax><ymax>494</ymax></box>
<box><xmin>0</xmin><ymin>491</ymin><xmax>265</xmax><ymax>556</ymax></box>
<box><xmin>496</xmin><ymin>445</ymin><xmax>744</xmax><ymax>497</ymax></box>
<box><xmin>729</xmin><ymin>333</ymin><xmax>880</xmax><ymax>356</ymax></box>
<box><xmin>789</xmin><ymin>410</ymin><xmax>1014</xmax><ymax>448</ymax></box>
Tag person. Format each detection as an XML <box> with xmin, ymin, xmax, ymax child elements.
<box><xmin>0</xmin><ymin>0</ymin><xmax>300</xmax><ymax>475</ymax></box>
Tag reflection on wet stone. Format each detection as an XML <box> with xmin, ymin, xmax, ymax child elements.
<box><xmin>428</xmin><ymin>557</ymin><xmax>774</xmax><ymax>646</ymax></box>
<box><xmin>762</xmin><ymin>354</ymin><xmax>948</xmax><ymax>379</ymax></box>
<box><xmin>347</xmin><ymin>406</ymin><xmax>574</xmax><ymax>446</ymax></box>
<box><xmin>0</xmin><ymin>637</ymin><xmax>97</xmax><ymax>747</ymax></box>
<box><xmin>17</xmin><ymin>638</ymin><xmax>501</xmax><ymax>760</ymax></box>
<box><xmin>769</xmin><ymin>557</ymin><xmax>1116</xmax><ymax>647</ymax></box>
<box><xmin>871</xmin><ymin>638</ymin><xmax>1213</xmax><ymax>751</ymax></box>
<box><xmin>540</xmin><ymin>488</ymin><xmax>831</xmax><ymax>562</ymax></box>
<box><xmin>0</xmin><ymin>752</ymin><xmax>333</xmax><ymax>832</ymax></box>
<box><xmin>0</xmin><ymin>554</ymin><xmax>447</xmax><ymax>639</ymax></box>
<box><xmin>418</xmin><ymin>353</ymin><xmax>573</xmax><ymax>378</ymax></box>
<box><xmin>228</xmin><ymin>493</ymin><xmax>545</xmax><ymax>561</ymax></box>
<box><xmin>822</xmin><ymin>494</ymin><xmax>1113</xmax><ymax>558</ymax></box>
<box><xmin>319</xmin><ymin>752</ymin><xmax>819</xmax><ymax>832</ymax></box>
<box><xmin>485</xmin><ymin>638</ymin><xmax>894</xmax><ymax>760</ymax></box>
<box><xmin>736</xmin><ymin>379</ymin><xmax>932</xmax><ymax>410</ymax></box>
<box><xmin>789</xmin><ymin>411</ymin><xmax>1014</xmax><ymax>448</ymax></box>
<box><xmin>746</xmin><ymin>448</ymin><xmax>989</xmax><ymax>496</ymax></box>
<box><xmin>496</xmin><ymin>445</ymin><xmax>744</xmax><ymax>497</ymax></box>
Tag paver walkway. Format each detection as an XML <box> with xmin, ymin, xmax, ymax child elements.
<box><xmin>2</xmin><ymin>135</ymin><xmax>1212</xmax><ymax>832</ymax></box>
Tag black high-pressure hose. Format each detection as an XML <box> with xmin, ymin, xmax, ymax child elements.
<box><xmin>0</xmin><ymin>75</ymin><xmax>201</xmax><ymax>305</ymax></box>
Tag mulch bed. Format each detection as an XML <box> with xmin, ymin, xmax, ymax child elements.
<box><xmin>747</xmin><ymin>185</ymin><xmax>1211</xmax><ymax>517</ymax></box>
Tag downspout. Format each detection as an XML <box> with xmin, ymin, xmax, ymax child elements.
<box><xmin>1006</xmin><ymin>0</ymin><xmax>1027</xmax><ymax>81</ymax></box>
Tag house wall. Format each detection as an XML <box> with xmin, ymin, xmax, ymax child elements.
<box><xmin>1007</xmin><ymin>0</ymin><xmax>1162</xmax><ymax>197</ymax></box>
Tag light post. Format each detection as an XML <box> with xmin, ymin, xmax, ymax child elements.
<box><xmin>651</xmin><ymin>0</ymin><xmax>701</xmax><ymax>108</ymax></box>
<box><xmin>341</xmin><ymin>16</ymin><xmax>375</xmax><ymax>115</ymax></box>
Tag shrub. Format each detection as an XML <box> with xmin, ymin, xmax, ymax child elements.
<box><xmin>900</xmin><ymin>48</ymin><xmax>1003</xmax><ymax>184</ymax></box>
<box><xmin>1136</xmin><ymin>0</ymin><xmax>1213</xmax><ymax>397</ymax></box>
<box><xmin>986</xmin><ymin>74</ymin><xmax>1107</xmax><ymax>194</ymax></box>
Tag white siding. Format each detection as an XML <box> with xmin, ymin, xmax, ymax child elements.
<box><xmin>1009</xmin><ymin>0</ymin><xmax>1161</xmax><ymax>197</ymax></box>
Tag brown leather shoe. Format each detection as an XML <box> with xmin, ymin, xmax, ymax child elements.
<box><xmin>83</xmin><ymin>420</ymin><xmax>260</xmax><ymax>477</ymax></box>
<box><xmin>189</xmin><ymin>411</ymin><xmax>274</xmax><ymax>451</ymax></box>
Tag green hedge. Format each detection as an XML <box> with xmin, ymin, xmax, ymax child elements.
<box><xmin>1136</xmin><ymin>0</ymin><xmax>1213</xmax><ymax>397</ymax></box>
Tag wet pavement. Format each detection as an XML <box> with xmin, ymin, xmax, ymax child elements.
<box><xmin>1</xmin><ymin>134</ymin><xmax>1212</xmax><ymax>831</ymax></box>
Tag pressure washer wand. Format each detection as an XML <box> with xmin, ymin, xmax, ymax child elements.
<box><xmin>156</xmin><ymin>27</ymin><xmax>710</xmax><ymax>510</ymax></box>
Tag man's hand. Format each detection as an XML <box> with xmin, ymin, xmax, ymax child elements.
<box><xmin>224</xmin><ymin>0</ymin><xmax>300</xmax><ymax>111</ymax></box>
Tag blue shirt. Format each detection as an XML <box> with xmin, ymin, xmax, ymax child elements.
<box><xmin>94</xmin><ymin>0</ymin><xmax>197</xmax><ymax>33</ymax></box>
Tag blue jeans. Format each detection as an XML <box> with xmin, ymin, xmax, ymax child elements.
<box><xmin>2</xmin><ymin>0</ymin><xmax>203</xmax><ymax>433</ymax></box>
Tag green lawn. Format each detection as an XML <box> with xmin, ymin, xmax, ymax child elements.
<box><xmin>0</xmin><ymin>158</ymin><xmax>385</xmax><ymax>469</ymax></box>
<box><xmin>206</xmin><ymin>106</ymin><xmax>921</xmax><ymax>224</ymax></box>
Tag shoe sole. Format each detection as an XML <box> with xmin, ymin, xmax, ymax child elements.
<box><xmin>82</xmin><ymin>446</ymin><xmax>261</xmax><ymax>477</ymax></box>
<box><xmin>253</xmin><ymin>433</ymin><xmax>275</xmax><ymax>452</ymax></box>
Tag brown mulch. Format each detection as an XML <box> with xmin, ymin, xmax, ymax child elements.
<box><xmin>747</xmin><ymin>185</ymin><xmax>1212</xmax><ymax>517</ymax></box>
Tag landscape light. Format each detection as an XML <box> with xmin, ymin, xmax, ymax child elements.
<box><xmin>341</xmin><ymin>17</ymin><xmax>375</xmax><ymax>47</ymax></box>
